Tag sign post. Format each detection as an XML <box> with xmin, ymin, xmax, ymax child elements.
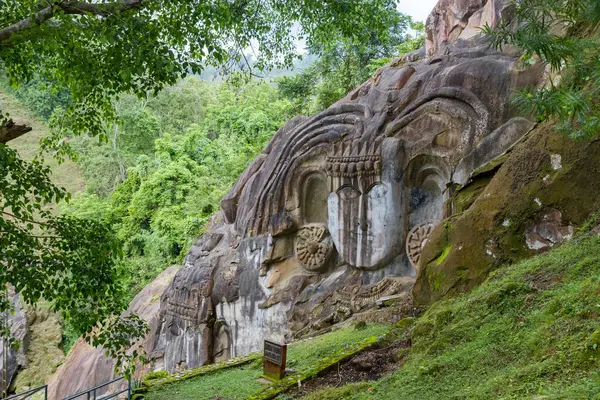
<box><xmin>263</xmin><ymin>339</ymin><xmax>287</xmax><ymax>381</ymax></box>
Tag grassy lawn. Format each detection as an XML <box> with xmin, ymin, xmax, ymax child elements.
<box><xmin>303</xmin><ymin>234</ymin><xmax>600</xmax><ymax>400</ymax></box>
<box><xmin>144</xmin><ymin>364</ymin><xmax>265</xmax><ymax>400</ymax></box>
<box><xmin>144</xmin><ymin>324</ymin><xmax>388</xmax><ymax>400</ymax></box>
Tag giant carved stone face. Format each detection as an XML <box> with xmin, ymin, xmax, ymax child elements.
<box><xmin>327</xmin><ymin>139</ymin><xmax>405</xmax><ymax>270</ymax></box>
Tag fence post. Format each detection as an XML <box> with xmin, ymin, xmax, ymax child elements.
<box><xmin>44</xmin><ymin>385</ymin><xmax>48</xmax><ymax>400</ymax></box>
<box><xmin>128</xmin><ymin>379</ymin><xmax>131</xmax><ymax>400</ymax></box>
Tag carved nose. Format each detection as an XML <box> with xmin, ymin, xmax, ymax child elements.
<box><xmin>359</xmin><ymin>192</ymin><xmax>369</xmax><ymax>232</ymax></box>
<box><xmin>358</xmin><ymin>220</ymin><xmax>371</xmax><ymax>232</ymax></box>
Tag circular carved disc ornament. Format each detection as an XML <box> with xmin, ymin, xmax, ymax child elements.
<box><xmin>296</xmin><ymin>224</ymin><xmax>334</xmax><ymax>272</ymax></box>
<box><xmin>406</xmin><ymin>224</ymin><xmax>434</xmax><ymax>269</ymax></box>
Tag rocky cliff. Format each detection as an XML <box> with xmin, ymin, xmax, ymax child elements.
<box><xmin>47</xmin><ymin>0</ymin><xmax>563</xmax><ymax>396</ymax></box>
<box><xmin>1</xmin><ymin>289</ymin><xmax>27</xmax><ymax>394</ymax></box>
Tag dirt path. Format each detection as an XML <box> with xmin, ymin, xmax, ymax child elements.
<box><xmin>287</xmin><ymin>338</ymin><xmax>410</xmax><ymax>398</ymax></box>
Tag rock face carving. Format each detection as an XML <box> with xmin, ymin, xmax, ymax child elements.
<box><xmin>144</xmin><ymin>0</ymin><xmax>545</xmax><ymax>372</ymax></box>
<box><xmin>295</xmin><ymin>224</ymin><xmax>333</xmax><ymax>272</ymax></box>
<box><xmin>326</xmin><ymin>138</ymin><xmax>406</xmax><ymax>269</ymax></box>
<box><xmin>406</xmin><ymin>224</ymin><xmax>435</xmax><ymax>269</ymax></box>
<box><xmin>46</xmin><ymin>0</ymin><xmax>548</xmax><ymax>388</ymax></box>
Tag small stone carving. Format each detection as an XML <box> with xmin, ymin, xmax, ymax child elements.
<box><xmin>310</xmin><ymin>306</ymin><xmax>353</xmax><ymax>331</ymax></box>
<box><xmin>295</xmin><ymin>224</ymin><xmax>333</xmax><ymax>272</ymax></box>
<box><xmin>406</xmin><ymin>224</ymin><xmax>434</xmax><ymax>269</ymax></box>
<box><xmin>333</xmin><ymin>277</ymin><xmax>412</xmax><ymax>312</ymax></box>
<box><xmin>213</xmin><ymin>319</ymin><xmax>232</xmax><ymax>362</ymax></box>
<box><xmin>165</xmin><ymin>288</ymin><xmax>201</xmax><ymax>323</ymax></box>
<box><xmin>351</xmin><ymin>278</ymin><xmax>405</xmax><ymax>311</ymax></box>
<box><xmin>325</xmin><ymin>152</ymin><xmax>381</xmax><ymax>179</ymax></box>
<box><xmin>525</xmin><ymin>208</ymin><xmax>573</xmax><ymax>251</ymax></box>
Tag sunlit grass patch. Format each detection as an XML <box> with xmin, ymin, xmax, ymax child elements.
<box><xmin>143</xmin><ymin>324</ymin><xmax>388</xmax><ymax>400</ymax></box>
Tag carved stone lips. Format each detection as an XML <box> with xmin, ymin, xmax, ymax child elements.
<box><xmin>349</xmin><ymin>230</ymin><xmax>374</xmax><ymax>241</ymax></box>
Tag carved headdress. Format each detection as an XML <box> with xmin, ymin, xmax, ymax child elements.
<box><xmin>325</xmin><ymin>137</ymin><xmax>383</xmax><ymax>178</ymax></box>
<box><xmin>325</xmin><ymin>135</ymin><xmax>385</xmax><ymax>192</ymax></box>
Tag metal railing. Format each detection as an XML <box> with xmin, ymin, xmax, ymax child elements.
<box><xmin>1</xmin><ymin>384</ymin><xmax>47</xmax><ymax>400</ymax></box>
<box><xmin>63</xmin><ymin>377</ymin><xmax>130</xmax><ymax>400</ymax></box>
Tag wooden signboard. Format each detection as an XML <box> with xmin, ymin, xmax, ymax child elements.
<box><xmin>263</xmin><ymin>339</ymin><xmax>287</xmax><ymax>381</ymax></box>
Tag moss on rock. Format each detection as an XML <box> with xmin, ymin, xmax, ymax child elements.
<box><xmin>414</xmin><ymin>123</ymin><xmax>600</xmax><ymax>305</ymax></box>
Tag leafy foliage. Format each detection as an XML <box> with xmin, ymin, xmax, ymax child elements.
<box><xmin>0</xmin><ymin>77</ymin><xmax>70</xmax><ymax>121</ymax></box>
<box><xmin>62</xmin><ymin>78</ymin><xmax>293</xmax><ymax>297</ymax></box>
<box><xmin>277</xmin><ymin>17</ymin><xmax>425</xmax><ymax>115</ymax></box>
<box><xmin>1</xmin><ymin>0</ymin><xmax>403</xmax><ymax>157</ymax></box>
<box><xmin>483</xmin><ymin>0</ymin><xmax>600</xmax><ymax>138</ymax></box>
<box><xmin>0</xmin><ymin>143</ymin><xmax>146</xmax><ymax>374</ymax></box>
<box><xmin>366</xmin><ymin>20</ymin><xmax>426</xmax><ymax>76</ymax></box>
<box><xmin>396</xmin><ymin>21</ymin><xmax>426</xmax><ymax>58</ymax></box>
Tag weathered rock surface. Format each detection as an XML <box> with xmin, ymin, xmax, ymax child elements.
<box><xmin>425</xmin><ymin>0</ymin><xmax>516</xmax><ymax>57</ymax></box>
<box><xmin>414</xmin><ymin>123</ymin><xmax>600</xmax><ymax>304</ymax></box>
<box><xmin>0</xmin><ymin>288</ymin><xmax>27</xmax><ymax>393</ymax></box>
<box><xmin>50</xmin><ymin>0</ymin><xmax>557</xmax><ymax>390</ymax></box>
<box><xmin>46</xmin><ymin>266</ymin><xmax>180</xmax><ymax>400</ymax></box>
<box><xmin>13</xmin><ymin>303</ymin><xmax>64</xmax><ymax>393</ymax></box>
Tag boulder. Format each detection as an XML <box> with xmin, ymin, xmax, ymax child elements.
<box><xmin>0</xmin><ymin>289</ymin><xmax>27</xmax><ymax>394</ymax></box>
<box><xmin>414</xmin><ymin>124</ymin><xmax>600</xmax><ymax>304</ymax></box>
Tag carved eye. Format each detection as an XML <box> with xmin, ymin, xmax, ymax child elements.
<box><xmin>337</xmin><ymin>186</ymin><xmax>361</xmax><ymax>200</ymax></box>
<box><xmin>367</xmin><ymin>183</ymin><xmax>388</xmax><ymax>199</ymax></box>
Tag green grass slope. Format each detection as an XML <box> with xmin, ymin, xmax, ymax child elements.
<box><xmin>143</xmin><ymin>324</ymin><xmax>388</xmax><ymax>400</ymax></box>
<box><xmin>1</xmin><ymin>89</ymin><xmax>85</xmax><ymax>195</ymax></box>
<box><xmin>306</xmin><ymin>234</ymin><xmax>600</xmax><ymax>400</ymax></box>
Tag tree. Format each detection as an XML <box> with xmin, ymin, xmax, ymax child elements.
<box><xmin>1</xmin><ymin>0</ymin><xmax>400</xmax><ymax>377</ymax></box>
<box><xmin>483</xmin><ymin>0</ymin><xmax>600</xmax><ymax>138</ymax></box>
<box><xmin>277</xmin><ymin>12</ymin><xmax>419</xmax><ymax>114</ymax></box>
<box><xmin>0</xmin><ymin>143</ymin><xmax>148</xmax><ymax>381</ymax></box>
<box><xmin>96</xmin><ymin>79</ymin><xmax>291</xmax><ymax>296</ymax></box>
<box><xmin>1</xmin><ymin>0</ymin><xmax>402</xmax><ymax>152</ymax></box>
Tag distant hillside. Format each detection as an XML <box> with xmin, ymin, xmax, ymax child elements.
<box><xmin>0</xmin><ymin>89</ymin><xmax>85</xmax><ymax>196</ymax></box>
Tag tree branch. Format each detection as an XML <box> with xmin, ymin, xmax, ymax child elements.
<box><xmin>0</xmin><ymin>0</ymin><xmax>145</xmax><ymax>44</ymax></box>
<box><xmin>2</xmin><ymin>211</ymin><xmax>51</xmax><ymax>227</ymax></box>
<box><xmin>0</xmin><ymin>120</ymin><xmax>32</xmax><ymax>143</ymax></box>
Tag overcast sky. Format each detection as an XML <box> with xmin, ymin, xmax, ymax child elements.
<box><xmin>272</xmin><ymin>1</ymin><xmax>440</xmax><ymax>59</ymax></box>
<box><xmin>398</xmin><ymin>0</ymin><xmax>439</xmax><ymax>23</ymax></box>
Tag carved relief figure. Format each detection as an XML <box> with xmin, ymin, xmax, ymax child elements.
<box><xmin>406</xmin><ymin>224</ymin><xmax>434</xmax><ymax>269</ymax></box>
<box><xmin>326</xmin><ymin>138</ymin><xmax>406</xmax><ymax>269</ymax></box>
<box><xmin>295</xmin><ymin>224</ymin><xmax>333</xmax><ymax>272</ymax></box>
